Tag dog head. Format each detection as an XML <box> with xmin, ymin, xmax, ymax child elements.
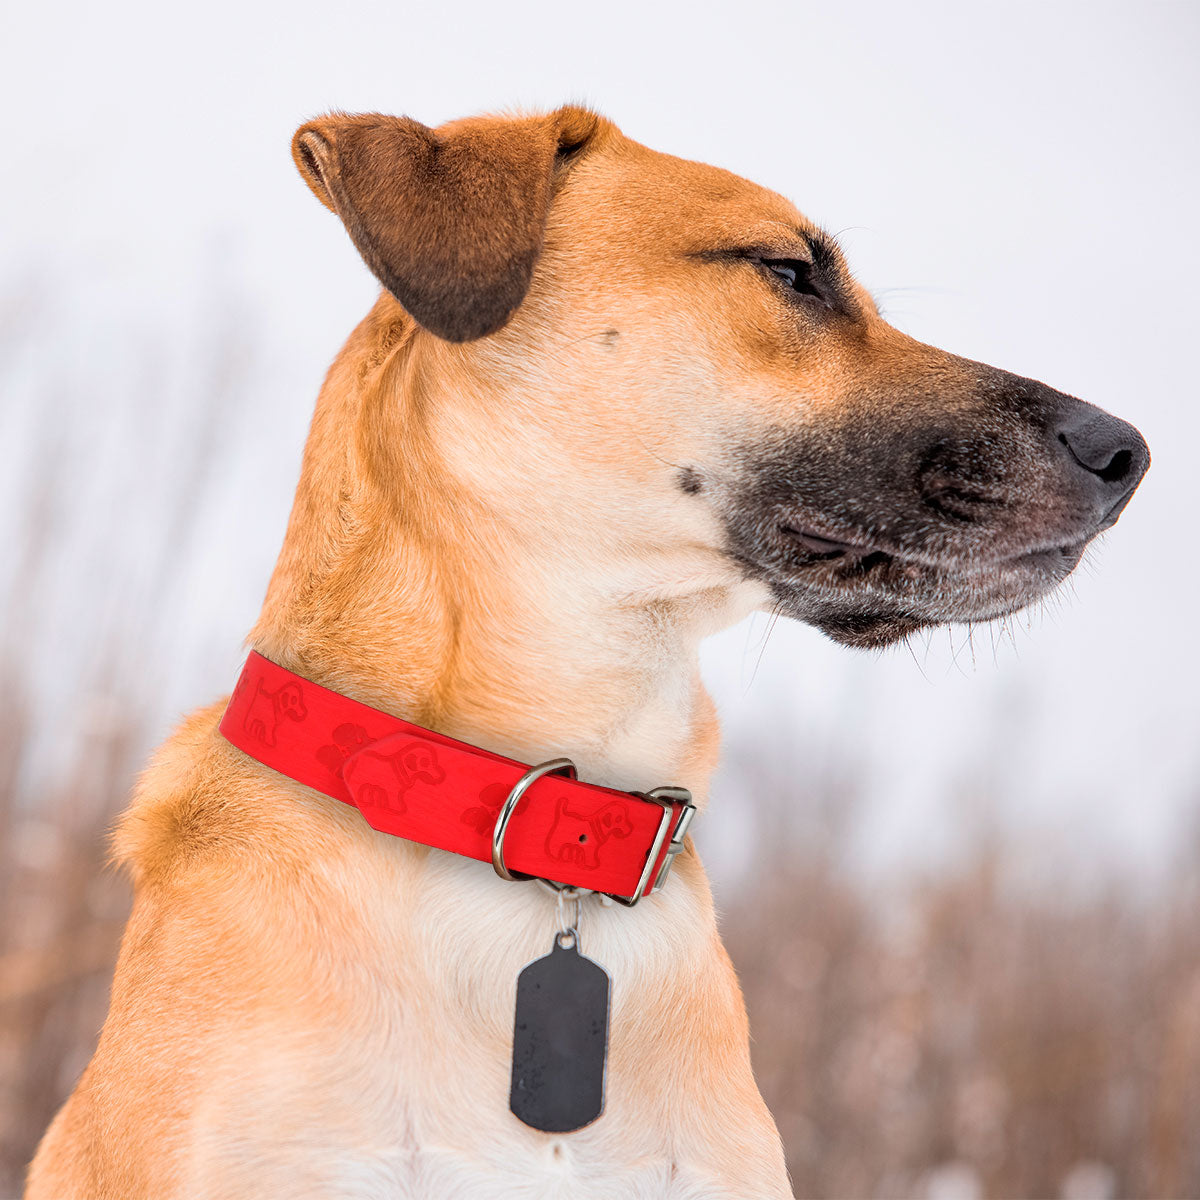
<box><xmin>397</xmin><ymin>744</ymin><xmax>444</xmax><ymax>786</ymax></box>
<box><xmin>274</xmin><ymin>682</ymin><xmax>307</xmax><ymax>721</ymax></box>
<box><xmin>292</xmin><ymin>106</ymin><xmax>1149</xmax><ymax>648</ymax></box>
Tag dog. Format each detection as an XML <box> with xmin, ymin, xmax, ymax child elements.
<box><xmin>27</xmin><ymin>105</ymin><xmax>1148</xmax><ymax>1198</ymax></box>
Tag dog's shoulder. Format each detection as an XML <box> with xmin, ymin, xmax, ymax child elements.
<box><xmin>111</xmin><ymin>701</ymin><xmax>358</xmax><ymax>888</ymax></box>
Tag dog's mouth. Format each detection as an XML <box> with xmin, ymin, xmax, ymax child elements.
<box><xmin>779</xmin><ymin>522</ymin><xmax>1089</xmax><ymax>572</ymax></box>
<box><xmin>741</xmin><ymin>520</ymin><xmax>1094</xmax><ymax>648</ymax></box>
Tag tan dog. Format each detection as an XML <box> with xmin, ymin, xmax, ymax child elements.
<box><xmin>28</xmin><ymin>106</ymin><xmax>1148</xmax><ymax>1198</ymax></box>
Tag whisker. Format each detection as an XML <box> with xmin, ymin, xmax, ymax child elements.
<box><xmin>903</xmin><ymin>631</ymin><xmax>931</xmax><ymax>683</ymax></box>
<box><xmin>746</xmin><ymin>604</ymin><xmax>784</xmax><ymax>691</ymax></box>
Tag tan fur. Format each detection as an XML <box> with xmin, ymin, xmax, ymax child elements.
<box><xmin>28</xmin><ymin>107</ymin><xmax>1026</xmax><ymax>1198</ymax></box>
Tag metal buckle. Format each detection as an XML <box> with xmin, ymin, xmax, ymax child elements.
<box><xmin>490</xmin><ymin>759</ymin><xmax>695</xmax><ymax>906</ymax></box>
<box><xmin>491</xmin><ymin>758</ymin><xmax>577</xmax><ymax>881</ymax></box>
<box><xmin>606</xmin><ymin>785</ymin><xmax>695</xmax><ymax>908</ymax></box>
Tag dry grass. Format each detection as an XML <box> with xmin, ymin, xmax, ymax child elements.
<box><xmin>731</xmin><ymin>844</ymin><xmax>1200</xmax><ymax>1198</ymax></box>
<box><xmin>0</xmin><ymin>680</ymin><xmax>133</xmax><ymax>1199</ymax></box>
<box><xmin>2</xmin><ymin>695</ymin><xmax>1199</xmax><ymax>1198</ymax></box>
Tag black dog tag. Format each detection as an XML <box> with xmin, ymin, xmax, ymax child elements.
<box><xmin>510</xmin><ymin>931</ymin><xmax>610</xmax><ymax>1133</ymax></box>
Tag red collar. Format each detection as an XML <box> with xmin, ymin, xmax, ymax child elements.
<box><xmin>219</xmin><ymin>652</ymin><xmax>695</xmax><ymax>905</ymax></box>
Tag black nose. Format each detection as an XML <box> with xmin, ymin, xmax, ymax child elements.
<box><xmin>1054</xmin><ymin>403</ymin><xmax>1150</xmax><ymax>523</ymax></box>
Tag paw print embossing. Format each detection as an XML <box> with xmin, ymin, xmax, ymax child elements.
<box><xmin>462</xmin><ymin>782</ymin><xmax>513</xmax><ymax>836</ymax></box>
<box><xmin>316</xmin><ymin>723</ymin><xmax>373</xmax><ymax>777</ymax></box>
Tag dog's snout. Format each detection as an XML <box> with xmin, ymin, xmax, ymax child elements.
<box><xmin>1054</xmin><ymin>403</ymin><xmax>1150</xmax><ymax>520</ymax></box>
<box><xmin>911</xmin><ymin>378</ymin><xmax>1150</xmax><ymax>536</ymax></box>
<box><xmin>916</xmin><ymin>440</ymin><xmax>1006</xmax><ymax>523</ymax></box>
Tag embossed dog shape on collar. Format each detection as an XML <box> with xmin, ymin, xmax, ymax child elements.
<box><xmin>545</xmin><ymin>797</ymin><xmax>635</xmax><ymax>870</ymax></box>
<box><xmin>240</xmin><ymin>678</ymin><xmax>307</xmax><ymax>748</ymax></box>
<box><xmin>342</xmin><ymin>739</ymin><xmax>446</xmax><ymax>814</ymax></box>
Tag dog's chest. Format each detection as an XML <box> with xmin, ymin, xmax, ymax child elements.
<box><xmin>279</xmin><ymin>1144</ymin><xmax>742</xmax><ymax>1200</ymax></box>
<box><xmin>183</xmin><ymin>1017</ymin><xmax>745</xmax><ymax>1200</ymax></box>
<box><xmin>179</xmin><ymin>852</ymin><xmax>769</xmax><ymax>1198</ymax></box>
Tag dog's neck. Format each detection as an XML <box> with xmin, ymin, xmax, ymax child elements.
<box><xmin>250</xmin><ymin>298</ymin><xmax>762</xmax><ymax>809</ymax></box>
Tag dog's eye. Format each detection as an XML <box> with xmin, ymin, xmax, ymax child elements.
<box><xmin>761</xmin><ymin>258</ymin><xmax>823</xmax><ymax>300</ymax></box>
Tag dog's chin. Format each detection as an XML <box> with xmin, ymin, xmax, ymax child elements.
<box><xmin>760</xmin><ymin>537</ymin><xmax>1090</xmax><ymax>649</ymax></box>
<box><xmin>810</xmin><ymin>609</ymin><xmax>929</xmax><ymax>649</ymax></box>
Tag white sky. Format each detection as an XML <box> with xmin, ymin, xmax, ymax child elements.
<box><xmin>3</xmin><ymin>0</ymin><xmax>1198</xmax><ymax>894</ymax></box>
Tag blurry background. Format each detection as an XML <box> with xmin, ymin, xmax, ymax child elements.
<box><xmin>2</xmin><ymin>1</ymin><xmax>1198</xmax><ymax>1196</ymax></box>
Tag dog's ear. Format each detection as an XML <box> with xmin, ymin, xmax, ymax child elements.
<box><xmin>291</xmin><ymin>107</ymin><xmax>602</xmax><ymax>343</ymax></box>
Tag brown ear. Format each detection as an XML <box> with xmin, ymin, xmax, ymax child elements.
<box><xmin>291</xmin><ymin>107</ymin><xmax>601</xmax><ymax>342</ymax></box>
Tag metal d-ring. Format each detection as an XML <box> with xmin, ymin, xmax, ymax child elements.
<box><xmin>491</xmin><ymin>757</ymin><xmax>578</xmax><ymax>882</ymax></box>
